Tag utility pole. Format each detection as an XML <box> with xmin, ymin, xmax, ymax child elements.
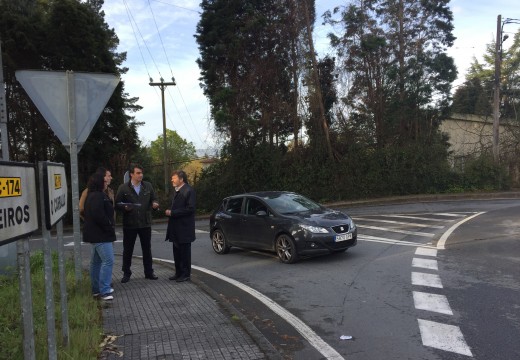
<box><xmin>493</xmin><ymin>15</ymin><xmax>501</xmax><ymax>164</ymax></box>
<box><xmin>493</xmin><ymin>16</ymin><xmax>520</xmax><ymax>164</ymax></box>
<box><xmin>149</xmin><ymin>77</ymin><xmax>176</xmax><ymax>193</ymax></box>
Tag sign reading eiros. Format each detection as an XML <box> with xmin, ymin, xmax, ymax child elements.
<box><xmin>41</xmin><ymin>162</ymin><xmax>68</xmax><ymax>230</ymax></box>
<box><xmin>0</xmin><ymin>162</ymin><xmax>38</xmax><ymax>245</ymax></box>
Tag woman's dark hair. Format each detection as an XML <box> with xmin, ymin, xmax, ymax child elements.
<box><xmin>87</xmin><ymin>172</ymin><xmax>105</xmax><ymax>192</ymax></box>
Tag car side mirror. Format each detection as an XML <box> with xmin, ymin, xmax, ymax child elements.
<box><xmin>255</xmin><ymin>210</ymin><xmax>268</xmax><ymax>217</ymax></box>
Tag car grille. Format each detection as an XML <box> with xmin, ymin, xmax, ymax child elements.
<box><xmin>331</xmin><ymin>224</ymin><xmax>350</xmax><ymax>234</ymax></box>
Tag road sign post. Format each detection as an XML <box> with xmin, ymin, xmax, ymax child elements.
<box><xmin>16</xmin><ymin>70</ymin><xmax>119</xmax><ymax>281</ymax></box>
<box><xmin>0</xmin><ymin>161</ymin><xmax>39</xmax><ymax>360</ymax></box>
<box><xmin>40</xmin><ymin>161</ymin><xmax>69</xmax><ymax>347</ymax></box>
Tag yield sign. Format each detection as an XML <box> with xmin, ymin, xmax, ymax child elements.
<box><xmin>15</xmin><ymin>70</ymin><xmax>119</xmax><ymax>151</ymax></box>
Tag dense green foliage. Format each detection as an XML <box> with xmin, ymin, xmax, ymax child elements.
<box><xmin>193</xmin><ymin>0</ymin><xmax>511</xmax><ymax>212</ymax></box>
<box><xmin>0</xmin><ymin>252</ymin><xmax>102</xmax><ymax>359</ymax></box>
<box><xmin>0</xmin><ymin>0</ymin><xmax>142</xmax><ymax>190</ymax></box>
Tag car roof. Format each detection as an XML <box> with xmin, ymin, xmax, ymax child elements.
<box><xmin>226</xmin><ymin>191</ymin><xmax>295</xmax><ymax>199</ymax></box>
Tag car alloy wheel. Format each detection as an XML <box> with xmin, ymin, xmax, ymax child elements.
<box><xmin>212</xmin><ymin>229</ymin><xmax>230</xmax><ymax>254</ymax></box>
<box><xmin>275</xmin><ymin>234</ymin><xmax>298</xmax><ymax>264</ymax></box>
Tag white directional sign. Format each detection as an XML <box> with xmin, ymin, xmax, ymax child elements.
<box><xmin>0</xmin><ymin>161</ymin><xmax>38</xmax><ymax>245</ymax></box>
<box><xmin>15</xmin><ymin>70</ymin><xmax>120</xmax><ymax>150</ymax></box>
<box><xmin>41</xmin><ymin>162</ymin><xmax>68</xmax><ymax>230</ymax></box>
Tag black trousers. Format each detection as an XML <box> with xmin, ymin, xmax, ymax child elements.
<box><xmin>172</xmin><ymin>241</ymin><xmax>191</xmax><ymax>278</ymax></box>
<box><xmin>122</xmin><ymin>227</ymin><xmax>154</xmax><ymax>277</ymax></box>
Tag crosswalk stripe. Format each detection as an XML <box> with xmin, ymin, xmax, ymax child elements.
<box><xmin>413</xmin><ymin>291</ymin><xmax>453</xmax><ymax>315</ymax></box>
<box><xmin>353</xmin><ymin>217</ymin><xmax>445</xmax><ymax>229</ymax></box>
<box><xmin>357</xmin><ymin>235</ymin><xmax>435</xmax><ymax>248</ymax></box>
<box><xmin>415</xmin><ymin>247</ymin><xmax>437</xmax><ymax>257</ymax></box>
<box><xmin>412</xmin><ymin>272</ymin><xmax>443</xmax><ymax>288</ymax></box>
<box><xmin>357</xmin><ymin>224</ymin><xmax>435</xmax><ymax>237</ymax></box>
<box><xmin>378</xmin><ymin>214</ymin><xmax>455</xmax><ymax>222</ymax></box>
<box><xmin>418</xmin><ymin>319</ymin><xmax>472</xmax><ymax>356</ymax></box>
<box><xmin>412</xmin><ymin>258</ymin><xmax>438</xmax><ymax>270</ymax></box>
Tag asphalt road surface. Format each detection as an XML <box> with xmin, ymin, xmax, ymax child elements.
<box><xmin>28</xmin><ymin>198</ymin><xmax>520</xmax><ymax>359</ymax></box>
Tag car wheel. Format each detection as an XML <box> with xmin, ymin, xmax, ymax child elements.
<box><xmin>212</xmin><ymin>229</ymin><xmax>230</xmax><ymax>254</ymax></box>
<box><xmin>275</xmin><ymin>234</ymin><xmax>298</xmax><ymax>264</ymax></box>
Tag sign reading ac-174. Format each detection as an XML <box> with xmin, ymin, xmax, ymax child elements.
<box><xmin>0</xmin><ymin>161</ymin><xmax>38</xmax><ymax>245</ymax></box>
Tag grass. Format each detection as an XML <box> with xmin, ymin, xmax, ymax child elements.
<box><xmin>0</xmin><ymin>251</ymin><xmax>103</xmax><ymax>360</ymax></box>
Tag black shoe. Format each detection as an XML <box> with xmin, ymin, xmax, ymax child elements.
<box><xmin>121</xmin><ymin>275</ymin><xmax>130</xmax><ymax>283</ymax></box>
<box><xmin>169</xmin><ymin>274</ymin><xmax>180</xmax><ymax>281</ymax></box>
<box><xmin>145</xmin><ymin>274</ymin><xmax>158</xmax><ymax>280</ymax></box>
<box><xmin>176</xmin><ymin>276</ymin><xmax>190</xmax><ymax>282</ymax></box>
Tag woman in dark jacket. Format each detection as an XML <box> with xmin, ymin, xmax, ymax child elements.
<box><xmin>83</xmin><ymin>172</ymin><xmax>116</xmax><ymax>300</ymax></box>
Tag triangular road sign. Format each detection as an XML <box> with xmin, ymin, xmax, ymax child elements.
<box><xmin>15</xmin><ymin>70</ymin><xmax>120</xmax><ymax>151</ymax></box>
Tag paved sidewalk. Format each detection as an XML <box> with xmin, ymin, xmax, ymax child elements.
<box><xmin>99</xmin><ymin>255</ymin><xmax>271</xmax><ymax>359</ymax></box>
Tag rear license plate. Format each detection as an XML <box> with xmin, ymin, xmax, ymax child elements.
<box><xmin>335</xmin><ymin>233</ymin><xmax>353</xmax><ymax>242</ymax></box>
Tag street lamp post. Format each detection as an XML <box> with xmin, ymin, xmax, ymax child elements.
<box><xmin>149</xmin><ymin>77</ymin><xmax>176</xmax><ymax>193</ymax></box>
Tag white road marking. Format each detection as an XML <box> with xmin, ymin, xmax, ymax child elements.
<box><xmin>415</xmin><ymin>247</ymin><xmax>437</xmax><ymax>257</ymax></box>
<box><xmin>412</xmin><ymin>258</ymin><xmax>438</xmax><ymax>271</ymax></box>
<box><xmin>358</xmin><ymin>235</ymin><xmax>436</xmax><ymax>248</ymax></box>
<box><xmin>153</xmin><ymin>260</ymin><xmax>345</xmax><ymax>360</ymax></box>
<box><xmin>354</xmin><ymin>217</ymin><xmax>445</xmax><ymax>229</ymax></box>
<box><xmin>437</xmin><ymin>212</ymin><xmax>486</xmax><ymax>249</ymax></box>
<box><xmin>430</xmin><ymin>212</ymin><xmax>472</xmax><ymax>217</ymax></box>
<box><xmin>412</xmin><ymin>272</ymin><xmax>443</xmax><ymax>288</ymax></box>
<box><xmin>413</xmin><ymin>292</ymin><xmax>453</xmax><ymax>315</ymax></box>
<box><xmin>65</xmin><ymin>240</ymin><xmax>123</xmax><ymax>246</ymax></box>
<box><xmin>378</xmin><ymin>214</ymin><xmax>456</xmax><ymax>222</ymax></box>
<box><xmin>195</xmin><ymin>229</ymin><xmax>209</xmax><ymax>233</ymax></box>
<box><xmin>357</xmin><ymin>224</ymin><xmax>435</xmax><ymax>237</ymax></box>
<box><xmin>417</xmin><ymin>319</ymin><xmax>473</xmax><ymax>356</ymax></box>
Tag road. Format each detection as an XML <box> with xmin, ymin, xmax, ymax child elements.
<box><xmin>31</xmin><ymin>198</ymin><xmax>520</xmax><ymax>359</ymax></box>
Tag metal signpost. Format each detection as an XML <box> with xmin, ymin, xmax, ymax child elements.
<box><xmin>40</xmin><ymin>161</ymin><xmax>70</xmax><ymax>348</ymax></box>
<box><xmin>0</xmin><ymin>161</ymin><xmax>38</xmax><ymax>360</ymax></box>
<box><xmin>16</xmin><ymin>70</ymin><xmax>119</xmax><ymax>280</ymax></box>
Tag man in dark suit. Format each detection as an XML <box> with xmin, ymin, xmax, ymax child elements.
<box><xmin>164</xmin><ymin>170</ymin><xmax>196</xmax><ymax>282</ymax></box>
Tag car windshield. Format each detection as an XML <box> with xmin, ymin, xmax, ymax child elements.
<box><xmin>262</xmin><ymin>193</ymin><xmax>322</xmax><ymax>214</ymax></box>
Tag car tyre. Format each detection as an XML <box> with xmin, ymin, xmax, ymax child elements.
<box><xmin>212</xmin><ymin>229</ymin><xmax>230</xmax><ymax>254</ymax></box>
<box><xmin>275</xmin><ymin>234</ymin><xmax>298</xmax><ymax>264</ymax></box>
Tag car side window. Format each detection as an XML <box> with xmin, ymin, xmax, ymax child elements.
<box><xmin>225</xmin><ymin>197</ymin><xmax>243</xmax><ymax>214</ymax></box>
<box><xmin>245</xmin><ymin>198</ymin><xmax>269</xmax><ymax>216</ymax></box>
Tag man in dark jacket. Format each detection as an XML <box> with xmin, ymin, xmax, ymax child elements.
<box><xmin>115</xmin><ymin>164</ymin><xmax>160</xmax><ymax>283</ymax></box>
<box><xmin>164</xmin><ymin>170</ymin><xmax>196</xmax><ymax>282</ymax></box>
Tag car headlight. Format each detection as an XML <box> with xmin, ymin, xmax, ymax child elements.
<box><xmin>300</xmin><ymin>224</ymin><xmax>329</xmax><ymax>233</ymax></box>
<box><xmin>350</xmin><ymin>219</ymin><xmax>356</xmax><ymax>230</ymax></box>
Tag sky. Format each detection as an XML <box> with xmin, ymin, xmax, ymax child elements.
<box><xmin>101</xmin><ymin>0</ymin><xmax>520</xmax><ymax>153</ymax></box>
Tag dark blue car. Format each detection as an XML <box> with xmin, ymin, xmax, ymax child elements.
<box><xmin>209</xmin><ymin>191</ymin><xmax>357</xmax><ymax>263</ymax></box>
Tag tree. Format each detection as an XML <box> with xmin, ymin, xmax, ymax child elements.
<box><xmin>195</xmin><ymin>0</ymin><xmax>315</xmax><ymax>153</ymax></box>
<box><xmin>324</xmin><ymin>0</ymin><xmax>457</xmax><ymax>147</ymax></box>
<box><xmin>453</xmin><ymin>29</ymin><xmax>520</xmax><ymax>121</ymax></box>
<box><xmin>0</xmin><ymin>0</ymin><xmax>142</xmax><ymax>188</ymax></box>
<box><xmin>147</xmin><ymin>129</ymin><xmax>196</xmax><ymax>191</ymax></box>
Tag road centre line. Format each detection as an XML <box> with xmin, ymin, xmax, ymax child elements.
<box><xmin>413</xmin><ymin>291</ymin><xmax>453</xmax><ymax>315</ymax></box>
<box><xmin>436</xmin><ymin>212</ymin><xmax>486</xmax><ymax>250</ymax></box>
<box><xmin>166</xmin><ymin>261</ymin><xmax>345</xmax><ymax>360</ymax></box>
<box><xmin>412</xmin><ymin>258</ymin><xmax>438</xmax><ymax>271</ymax></box>
<box><xmin>353</xmin><ymin>217</ymin><xmax>445</xmax><ymax>229</ymax></box>
<box><xmin>357</xmin><ymin>224</ymin><xmax>435</xmax><ymax>237</ymax></box>
<box><xmin>417</xmin><ymin>319</ymin><xmax>473</xmax><ymax>356</ymax></box>
<box><xmin>412</xmin><ymin>272</ymin><xmax>443</xmax><ymax>288</ymax></box>
<box><xmin>358</xmin><ymin>235</ymin><xmax>435</xmax><ymax>248</ymax></box>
